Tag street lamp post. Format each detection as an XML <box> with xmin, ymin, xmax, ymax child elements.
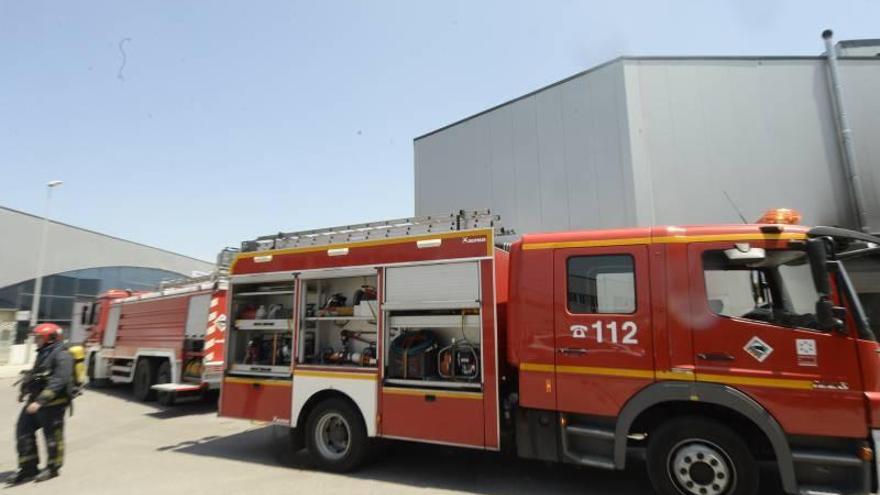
<box><xmin>27</xmin><ymin>180</ymin><xmax>63</xmax><ymax>357</ymax></box>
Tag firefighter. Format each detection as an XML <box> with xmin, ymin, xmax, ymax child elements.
<box><xmin>6</xmin><ymin>323</ymin><xmax>73</xmax><ymax>485</ymax></box>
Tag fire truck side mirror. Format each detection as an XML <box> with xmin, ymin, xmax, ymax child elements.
<box><xmin>807</xmin><ymin>238</ymin><xmax>846</xmax><ymax>332</ymax></box>
<box><xmin>816</xmin><ymin>298</ymin><xmax>846</xmax><ymax>333</ymax></box>
<box><xmin>806</xmin><ymin>238</ymin><xmax>831</xmax><ymax>296</ymax></box>
<box><xmin>80</xmin><ymin>303</ymin><xmax>90</xmax><ymax>326</ymax></box>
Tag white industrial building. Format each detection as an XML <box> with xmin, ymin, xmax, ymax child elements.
<box><xmin>414</xmin><ymin>54</ymin><xmax>880</xmax><ymax>235</ymax></box>
<box><xmin>0</xmin><ymin>205</ymin><xmax>213</xmax><ymax>363</ymax></box>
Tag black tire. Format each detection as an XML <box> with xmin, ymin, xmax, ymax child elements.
<box><xmin>132</xmin><ymin>359</ymin><xmax>156</xmax><ymax>402</ymax></box>
<box><xmin>155</xmin><ymin>361</ymin><xmax>175</xmax><ymax>406</ymax></box>
<box><xmin>86</xmin><ymin>353</ymin><xmax>101</xmax><ymax>388</ymax></box>
<box><xmin>647</xmin><ymin>416</ymin><xmax>758</xmax><ymax>495</ymax></box>
<box><xmin>304</xmin><ymin>398</ymin><xmax>368</xmax><ymax>472</ymax></box>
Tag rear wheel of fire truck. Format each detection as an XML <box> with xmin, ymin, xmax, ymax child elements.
<box><xmin>647</xmin><ymin>416</ymin><xmax>758</xmax><ymax>495</ymax></box>
<box><xmin>133</xmin><ymin>359</ymin><xmax>157</xmax><ymax>402</ymax></box>
<box><xmin>305</xmin><ymin>398</ymin><xmax>367</xmax><ymax>472</ymax></box>
<box><xmin>155</xmin><ymin>361</ymin><xmax>175</xmax><ymax>406</ymax></box>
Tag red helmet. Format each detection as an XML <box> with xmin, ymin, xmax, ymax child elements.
<box><xmin>32</xmin><ymin>323</ymin><xmax>63</xmax><ymax>345</ymax></box>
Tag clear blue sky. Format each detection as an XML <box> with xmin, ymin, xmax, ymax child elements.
<box><xmin>2</xmin><ymin>0</ymin><xmax>878</xmax><ymax>261</ymax></box>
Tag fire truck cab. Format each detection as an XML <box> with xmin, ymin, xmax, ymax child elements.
<box><xmin>219</xmin><ymin>211</ymin><xmax>880</xmax><ymax>495</ymax></box>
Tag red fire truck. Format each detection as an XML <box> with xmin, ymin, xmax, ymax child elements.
<box><xmin>84</xmin><ymin>250</ymin><xmax>236</xmax><ymax>405</ymax></box>
<box><xmin>218</xmin><ymin>210</ymin><xmax>880</xmax><ymax>495</ymax></box>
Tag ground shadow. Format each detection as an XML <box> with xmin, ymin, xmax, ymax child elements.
<box><xmin>159</xmin><ymin>426</ymin><xmax>653</xmax><ymax>495</ymax></box>
<box><xmin>86</xmin><ymin>384</ymin><xmax>216</xmax><ymax>418</ymax></box>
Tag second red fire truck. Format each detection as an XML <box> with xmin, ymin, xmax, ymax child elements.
<box><xmin>218</xmin><ymin>210</ymin><xmax>880</xmax><ymax>495</ymax></box>
<box><xmin>83</xmin><ymin>249</ymin><xmax>236</xmax><ymax>404</ymax></box>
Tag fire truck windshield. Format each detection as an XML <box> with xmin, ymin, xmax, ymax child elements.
<box><xmin>703</xmin><ymin>249</ymin><xmax>822</xmax><ymax>329</ymax></box>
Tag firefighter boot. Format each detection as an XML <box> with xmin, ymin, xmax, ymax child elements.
<box><xmin>4</xmin><ymin>469</ymin><xmax>37</xmax><ymax>485</ymax></box>
<box><xmin>34</xmin><ymin>468</ymin><xmax>59</xmax><ymax>482</ymax></box>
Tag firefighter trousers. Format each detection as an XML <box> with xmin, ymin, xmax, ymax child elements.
<box><xmin>16</xmin><ymin>404</ymin><xmax>66</xmax><ymax>473</ymax></box>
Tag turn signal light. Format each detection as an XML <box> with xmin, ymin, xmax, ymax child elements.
<box><xmin>756</xmin><ymin>208</ymin><xmax>802</xmax><ymax>225</ymax></box>
<box><xmin>858</xmin><ymin>446</ymin><xmax>874</xmax><ymax>461</ymax></box>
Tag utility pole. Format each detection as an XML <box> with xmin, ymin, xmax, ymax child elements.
<box><xmin>27</xmin><ymin>180</ymin><xmax>63</xmax><ymax>358</ymax></box>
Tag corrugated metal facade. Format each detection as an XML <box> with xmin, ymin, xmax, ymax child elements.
<box><xmin>414</xmin><ymin>57</ymin><xmax>880</xmax><ymax>234</ymax></box>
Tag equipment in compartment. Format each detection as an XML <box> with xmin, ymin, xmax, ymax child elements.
<box><xmin>438</xmin><ymin>339</ymin><xmax>480</xmax><ymax>381</ymax></box>
<box><xmin>244</xmin><ymin>332</ymin><xmax>292</xmax><ymax>366</ymax></box>
<box><xmin>319</xmin><ymin>329</ymin><xmax>377</xmax><ymax>367</ymax></box>
<box><xmin>388</xmin><ymin>330</ymin><xmax>438</xmax><ymax>379</ymax></box>
<box><xmin>353</xmin><ymin>285</ymin><xmax>377</xmax><ymax>305</ymax></box>
<box><xmin>235</xmin><ymin>303</ymin><xmax>293</xmax><ymax>320</ymax></box>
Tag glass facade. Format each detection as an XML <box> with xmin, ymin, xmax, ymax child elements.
<box><xmin>0</xmin><ymin>266</ymin><xmax>185</xmax><ymax>343</ymax></box>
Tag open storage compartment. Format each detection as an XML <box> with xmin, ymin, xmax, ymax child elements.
<box><xmin>228</xmin><ymin>279</ymin><xmax>295</xmax><ymax>377</ymax></box>
<box><xmin>297</xmin><ymin>268</ymin><xmax>379</xmax><ymax>368</ymax></box>
<box><xmin>382</xmin><ymin>261</ymin><xmax>483</xmax><ymax>391</ymax></box>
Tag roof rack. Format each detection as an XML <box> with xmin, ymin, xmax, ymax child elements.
<box><xmin>241</xmin><ymin>210</ymin><xmax>510</xmax><ymax>252</ymax></box>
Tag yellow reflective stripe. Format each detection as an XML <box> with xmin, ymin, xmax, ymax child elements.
<box><xmin>521</xmin><ymin>363</ymin><xmax>814</xmax><ymax>390</ymax></box>
<box><xmin>382</xmin><ymin>387</ymin><xmax>483</xmax><ymax>400</ymax></box>
<box><xmin>520</xmin><ymin>362</ymin><xmax>555</xmax><ymax>373</ymax></box>
<box><xmin>655</xmin><ymin>370</ymin><xmax>696</xmax><ymax>381</ymax></box>
<box><xmin>522</xmin><ymin>232</ymin><xmax>806</xmax><ymax>250</ymax></box>
<box><xmin>295</xmin><ymin>370</ymin><xmax>378</xmax><ymax>381</ymax></box>
<box><xmin>223</xmin><ymin>377</ymin><xmax>291</xmax><ymax>387</ymax></box>
<box><xmin>524</xmin><ymin>237</ymin><xmax>653</xmax><ymax>250</ymax></box>
<box><xmin>521</xmin><ymin>362</ymin><xmax>653</xmax><ymax>380</ymax></box>
<box><xmin>232</xmin><ymin>228</ymin><xmax>495</xmax><ymax>271</ymax></box>
<box><xmin>557</xmin><ymin>364</ymin><xmax>654</xmax><ymax>379</ymax></box>
<box><xmin>695</xmin><ymin>373</ymin><xmax>814</xmax><ymax>390</ymax></box>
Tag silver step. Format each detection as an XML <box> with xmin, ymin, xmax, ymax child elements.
<box><xmin>242</xmin><ymin>210</ymin><xmax>509</xmax><ymax>252</ymax></box>
<box><xmin>566</xmin><ymin>454</ymin><xmax>616</xmax><ymax>470</ymax></box>
<box><xmin>565</xmin><ymin>425</ymin><xmax>615</xmax><ymax>441</ymax></box>
<box><xmin>791</xmin><ymin>450</ymin><xmax>863</xmax><ymax>468</ymax></box>
<box><xmin>110</xmin><ymin>365</ymin><xmax>133</xmax><ymax>375</ymax></box>
<box><xmin>559</xmin><ymin>420</ymin><xmax>617</xmax><ymax>470</ymax></box>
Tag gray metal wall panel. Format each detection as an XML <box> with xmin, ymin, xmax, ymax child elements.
<box><xmin>414</xmin><ymin>62</ymin><xmax>635</xmax><ymax>235</ymax></box>
<box><xmin>839</xmin><ymin>60</ymin><xmax>880</xmax><ymax>232</ymax></box>
<box><xmin>625</xmin><ymin>59</ymin><xmax>874</xmax><ymax>230</ymax></box>
<box><xmin>415</xmin><ymin>57</ymin><xmax>880</xmax><ymax>235</ymax></box>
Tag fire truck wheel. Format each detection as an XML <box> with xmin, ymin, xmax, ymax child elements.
<box><xmin>305</xmin><ymin>398</ymin><xmax>367</xmax><ymax>472</ymax></box>
<box><xmin>156</xmin><ymin>361</ymin><xmax>175</xmax><ymax>406</ymax></box>
<box><xmin>86</xmin><ymin>353</ymin><xmax>103</xmax><ymax>388</ymax></box>
<box><xmin>133</xmin><ymin>359</ymin><xmax>157</xmax><ymax>402</ymax></box>
<box><xmin>647</xmin><ymin>416</ymin><xmax>758</xmax><ymax>495</ymax></box>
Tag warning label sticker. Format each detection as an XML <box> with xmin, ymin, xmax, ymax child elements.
<box><xmin>743</xmin><ymin>336</ymin><xmax>774</xmax><ymax>363</ymax></box>
<box><xmin>796</xmin><ymin>338</ymin><xmax>818</xmax><ymax>367</ymax></box>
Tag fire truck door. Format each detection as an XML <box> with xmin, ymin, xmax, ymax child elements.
<box><xmin>553</xmin><ymin>245</ymin><xmax>653</xmax><ymax>416</ymax></box>
<box><xmin>688</xmin><ymin>242</ymin><xmax>866</xmax><ymax>438</ymax></box>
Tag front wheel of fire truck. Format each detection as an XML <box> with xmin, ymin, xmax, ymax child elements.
<box><xmin>647</xmin><ymin>417</ymin><xmax>758</xmax><ymax>495</ymax></box>
<box><xmin>305</xmin><ymin>398</ymin><xmax>367</xmax><ymax>473</ymax></box>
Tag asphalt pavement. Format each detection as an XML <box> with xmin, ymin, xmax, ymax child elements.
<box><xmin>0</xmin><ymin>376</ymin><xmax>662</xmax><ymax>494</ymax></box>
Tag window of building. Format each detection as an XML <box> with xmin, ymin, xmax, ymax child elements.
<box><xmin>2</xmin><ymin>266</ymin><xmax>185</xmax><ymax>343</ymax></box>
<box><xmin>702</xmin><ymin>249</ymin><xmax>820</xmax><ymax>329</ymax></box>
<box><xmin>567</xmin><ymin>255</ymin><xmax>636</xmax><ymax>314</ymax></box>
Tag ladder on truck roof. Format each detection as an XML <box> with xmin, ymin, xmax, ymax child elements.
<box><xmin>156</xmin><ymin>247</ymin><xmax>239</xmax><ymax>291</ymax></box>
<box><xmin>241</xmin><ymin>210</ymin><xmax>509</xmax><ymax>252</ymax></box>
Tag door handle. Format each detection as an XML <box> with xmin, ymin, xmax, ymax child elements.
<box><xmin>558</xmin><ymin>347</ymin><xmax>587</xmax><ymax>355</ymax></box>
<box><xmin>697</xmin><ymin>352</ymin><xmax>735</xmax><ymax>362</ymax></box>
<box><xmin>424</xmin><ymin>394</ymin><xmax>436</xmax><ymax>402</ymax></box>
